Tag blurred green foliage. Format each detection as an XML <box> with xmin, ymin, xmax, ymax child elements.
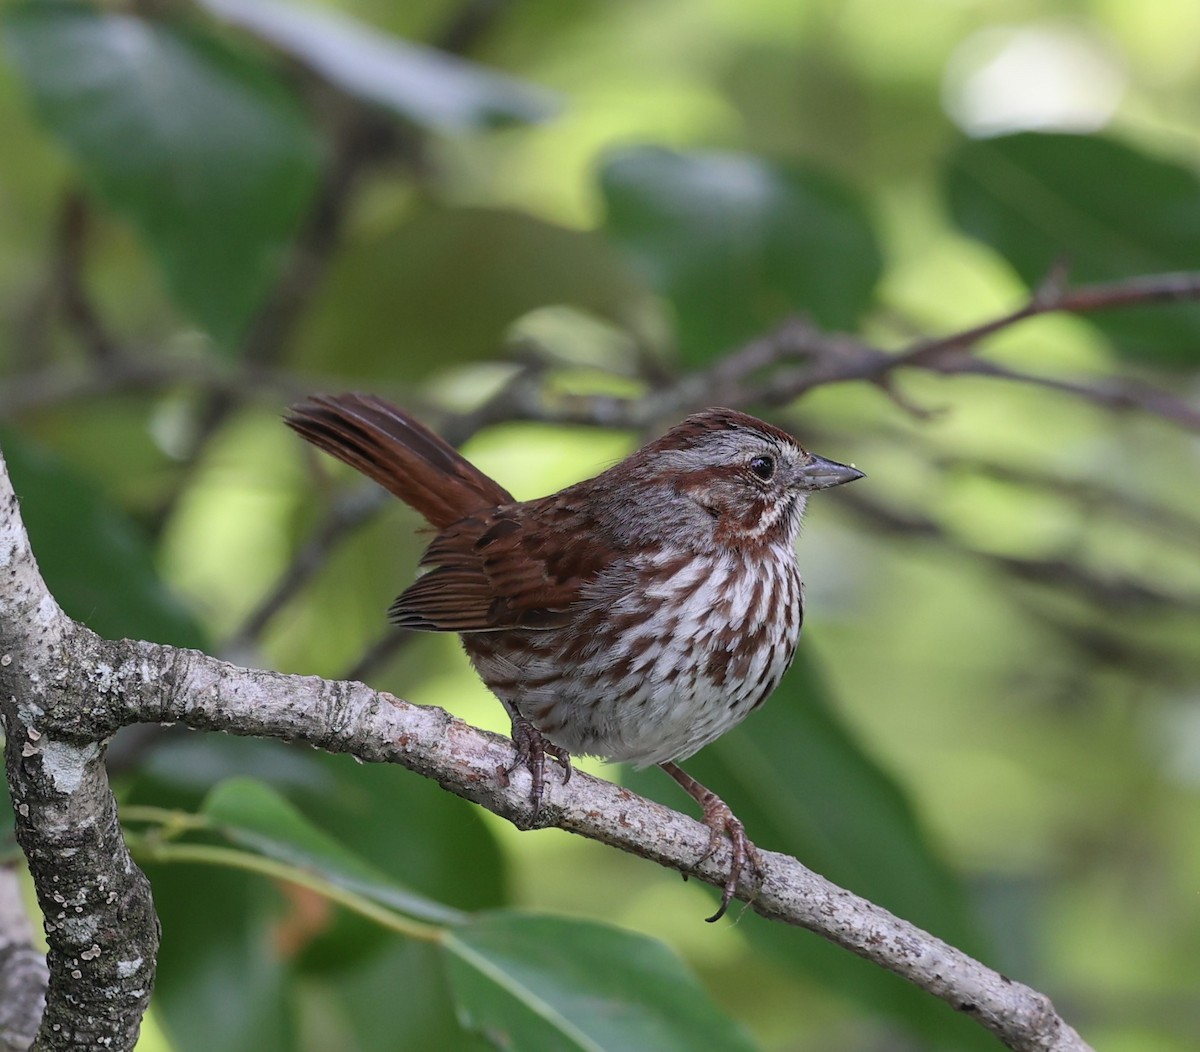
<box><xmin>5</xmin><ymin>2</ymin><xmax>322</xmax><ymax>348</ymax></box>
<box><xmin>2</xmin><ymin>1</ymin><xmax>1200</xmax><ymax>1050</ymax></box>
<box><xmin>601</xmin><ymin>146</ymin><xmax>883</xmax><ymax>362</ymax></box>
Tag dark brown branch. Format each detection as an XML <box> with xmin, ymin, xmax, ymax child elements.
<box><xmin>894</xmin><ymin>270</ymin><xmax>1200</xmax><ymax>366</ymax></box>
<box><xmin>9</xmin><ymin>271</ymin><xmax>1200</xmax><ymax>438</ymax></box>
<box><xmin>716</xmin><ymin>272</ymin><xmax>1200</xmax><ymax>427</ymax></box>
<box><xmin>53</xmin><ymin>192</ymin><xmax>117</xmax><ymax>364</ymax></box>
<box><xmin>476</xmin><ymin>272</ymin><xmax>1200</xmax><ymax>432</ymax></box>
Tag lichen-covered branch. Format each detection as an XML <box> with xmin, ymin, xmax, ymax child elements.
<box><xmin>0</xmin><ymin>463</ymin><xmax>158</xmax><ymax>1052</ymax></box>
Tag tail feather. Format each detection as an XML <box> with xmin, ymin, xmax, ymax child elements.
<box><xmin>285</xmin><ymin>393</ymin><xmax>512</xmax><ymax>527</ymax></box>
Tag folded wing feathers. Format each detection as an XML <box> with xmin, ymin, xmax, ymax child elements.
<box><xmin>288</xmin><ymin>393</ymin><xmax>597</xmax><ymax>633</ymax></box>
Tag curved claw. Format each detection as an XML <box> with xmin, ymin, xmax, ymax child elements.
<box><xmin>497</xmin><ymin>715</ymin><xmax>572</xmax><ymax>819</ymax></box>
<box><xmin>700</xmin><ymin>807</ymin><xmax>764</xmax><ymax>922</ymax></box>
<box><xmin>660</xmin><ymin>761</ymin><xmax>765</xmax><ymax>922</ymax></box>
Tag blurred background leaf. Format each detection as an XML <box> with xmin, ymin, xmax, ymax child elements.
<box><xmin>293</xmin><ymin>204</ymin><xmax>643</xmax><ymax>379</ymax></box>
<box><xmin>0</xmin><ymin>428</ymin><xmax>206</xmax><ymax>647</ymax></box>
<box><xmin>3</xmin><ymin>1</ymin><xmax>320</xmax><ymax>348</ymax></box>
<box><xmin>601</xmin><ymin>146</ymin><xmax>883</xmax><ymax>364</ymax></box>
<box><xmin>147</xmin><ymin>858</ymin><xmax>296</xmax><ymax>1052</ymax></box>
<box><xmin>199</xmin><ymin>0</ymin><xmax>556</xmax><ymax>131</ymax></box>
<box><xmin>442</xmin><ymin>912</ymin><xmax>759</xmax><ymax>1052</ymax></box>
<box><xmin>127</xmin><ymin>760</ymin><xmax>297</xmax><ymax>1052</ymax></box>
<box><xmin>200</xmin><ymin>776</ymin><xmax>466</xmax><ymax>925</ymax></box>
<box><xmin>945</xmin><ymin>132</ymin><xmax>1200</xmax><ymax>367</ymax></box>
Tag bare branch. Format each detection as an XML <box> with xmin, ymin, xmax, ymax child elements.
<box><xmin>8</xmin><ymin>272</ymin><xmax>1199</xmax><ymax>442</ymax></box>
<box><xmin>894</xmin><ymin>270</ymin><xmax>1200</xmax><ymax>366</ymax></box>
<box><xmin>456</xmin><ymin>272</ymin><xmax>1200</xmax><ymax>434</ymax></box>
<box><xmin>709</xmin><ymin>271</ymin><xmax>1200</xmax><ymax>427</ymax></box>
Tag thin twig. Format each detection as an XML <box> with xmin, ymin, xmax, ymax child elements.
<box><xmin>836</xmin><ymin>488</ymin><xmax>1200</xmax><ymax>612</ymax></box>
<box><xmin>53</xmin><ymin>191</ymin><xmax>118</xmax><ymax>363</ymax></box>
<box><xmin>894</xmin><ymin>270</ymin><xmax>1200</xmax><ymax>366</ymax></box>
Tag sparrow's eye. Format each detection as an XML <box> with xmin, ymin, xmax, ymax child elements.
<box><xmin>749</xmin><ymin>455</ymin><xmax>775</xmax><ymax>480</ymax></box>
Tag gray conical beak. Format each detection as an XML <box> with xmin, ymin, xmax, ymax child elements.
<box><xmin>795</xmin><ymin>454</ymin><xmax>865</xmax><ymax>491</ymax></box>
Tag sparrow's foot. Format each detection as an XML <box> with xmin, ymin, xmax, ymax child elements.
<box><xmin>660</xmin><ymin>761</ymin><xmax>765</xmax><ymax>922</ymax></box>
<box><xmin>498</xmin><ymin>715</ymin><xmax>572</xmax><ymax>819</ymax></box>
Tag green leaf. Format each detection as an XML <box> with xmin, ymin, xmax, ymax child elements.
<box><xmin>0</xmin><ymin>430</ymin><xmax>206</xmax><ymax>648</ymax></box>
<box><xmin>600</xmin><ymin>146</ymin><xmax>882</xmax><ymax>365</ymax></box>
<box><xmin>945</xmin><ymin>132</ymin><xmax>1200</xmax><ymax>367</ymax></box>
<box><xmin>442</xmin><ymin>912</ymin><xmax>759</xmax><ymax>1052</ymax></box>
<box><xmin>297</xmin><ymin>752</ymin><xmax>509</xmax><ymax>915</ymax></box>
<box><xmin>277</xmin><ymin>755</ymin><xmax>507</xmax><ymax>973</ymax></box>
<box><xmin>628</xmin><ymin>653</ymin><xmax>994</xmax><ymax>1050</ymax></box>
<box><xmin>132</xmin><ymin>742</ymin><xmax>506</xmax><ymax>971</ymax></box>
<box><xmin>3</xmin><ymin>2</ymin><xmax>321</xmax><ymax>347</ymax></box>
<box><xmin>146</xmin><ymin>854</ymin><xmax>295</xmax><ymax>1052</ymax></box>
<box><xmin>198</xmin><ymin>0</ymin><xmax>555</xmax><ymax>130</ymax></box>
<box><xmin>331</xmin><ymin>941</ymin><xmax>492</xmax><ymax>1052</ymax></box>
<box><xmin>295</xmin><ymin>204</ymin><xmax>643</xmax><ymax>378</ymax></box>
<box><xmin>202</xmin><ymin>776</ymin><xmax>463</xmax><ymax>926</ymax></box>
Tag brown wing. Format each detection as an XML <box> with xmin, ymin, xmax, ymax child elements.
<box><xmin>389</xmin><ymin>497</ymin><xmax>610</xmax><ymax>632</ymax></box>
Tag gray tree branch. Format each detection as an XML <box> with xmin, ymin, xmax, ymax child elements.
<box><xmin>0</xmin><ymin>444</ymin><xmax>1093</xmax><ymax>1051</ymax></box>
<box><xmin>0</xmin><ymin>465</ymin><xmax>158</xmax><ymax>1051</ymax></box>
<box><xmin>0</xmin><ymin>866</ymin><xmax>47</xmax><ymax>1052</ymax></box>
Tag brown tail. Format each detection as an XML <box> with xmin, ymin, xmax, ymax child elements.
<box><xmin>285</xmin><ymin>393</ymin><xmax>513</xmax><ymax>527</ymax></box>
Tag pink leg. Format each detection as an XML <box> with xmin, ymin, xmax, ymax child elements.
<box><xmin>660</xmin><ymin>761</ymin><xmax>764</xmax><ymax>922</ymax></box>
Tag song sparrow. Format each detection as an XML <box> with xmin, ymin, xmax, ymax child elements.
<box><xmin>286</xmin><ymin>394</ymin><xmax>863</xmax><ymax>920</ymax></box>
